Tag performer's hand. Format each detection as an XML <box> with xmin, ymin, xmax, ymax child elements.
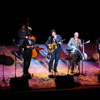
<box><xmin>49</xmin><ymin>46</ymin><xmax>52</xmax><ymax>49</ymax></box>
<box><xmin>58</xmin><ymin>41</ymin><xmax>61</xmax><ymax>45</ymax></box>
<box><xmin>28</xmin><ymin>26</ymin><xmax>32</xmax><ymax>30</ymax></box>
<box><xmin>72</xmin><ymin>46</ymin><xmax>76</xmax><ymax>49</ymax></box>
<box><xmin>26</xmin><ymin>45</ymin><xmax>30</xmax><ymax>48</ymax></box>
<box><xmin>26</xmin><ymin>36</ymin><xmax>28</xmax><ymax>39</ymax></box>
<box><xmin>80</xmin><ymin>44</ymin><xmax>83</xmax><ymax>48</ymax></box>
<box><xmin>31</xmin><ymin>45</ymin><xmax>34</xmax><ymax>48</ymax></box>
<box><xmin>26</xmin><ymin>45</ymin><xmax>34</xmax><ymax>48</ymax></box>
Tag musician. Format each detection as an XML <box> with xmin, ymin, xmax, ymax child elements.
<box><xmin>26</xmin><ymin>18</ymin><xmax>32</xmax><ymax>35</ymax></box>
<box><xmin>18</xmin><ymin>24</ymin><xmax>27</xmax><ymax>45</ymax></box>
<box><xmin>21</xmin><ymin>33</ymin><xmax>35</xmax><ymax>77</ymax></box>
<box><xmin>67</xmin><ymin>32</ymin><xmax>82</xmax><ymax>74</ymax></box>
<box><xmin>96</xmin><ymin>37</ymin><xmax>100</xmax><ymax>56</ymax></box>
<box><xmin>45</xmin><ymin>29</ymin><xmax>63</xmax><ymax>73</ymax></box>
<box><xmin>18</xmin><ymin>24</ymin><xmax>32</xmax><ymax>59</ymax></box>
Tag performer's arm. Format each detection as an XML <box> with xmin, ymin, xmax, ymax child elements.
<box><xmin>45</xmin><ymin>37</ymin><xmax>51</xmax><ymax>49</ymax></box>
<box><xmin>68</xmin><ymin>38</ymin><xmax>73</xmax><ymax>47</ymax></box>
<box><xmin>57</xmin><ymin>35</ymin><xmax>63</xmax><ymax>46</ymax></box>
<box><xmin>21</xmin><ymin>39</ymin><xmax>27</xmax><ymax>48</ymax></box>
<box><xmin>79</xmin><ymin>39</ymin><xmax>82</xmax><ymax>48</ymax></box>
<box><xmin>67</xmin><ymin>38</ymin><xmax>76</xmax><ymax>49</ymax></box>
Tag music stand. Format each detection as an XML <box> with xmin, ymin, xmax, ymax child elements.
<box><xmin>0</xmin><ymin>47</ymin><xmax>14</xmax><ymax>82</ymax></box>
<box><xmin>12</xmin><ymin>51</ymin><xmax>20</xmax><ymax>78</ymax></box>
<box><xmin>2</xmin><ymin>54</ymin><xmax>6</xmax><ymax>82</ymax></box>
<box><xmin>81</xmin><ymin>57</ymin><xmax>84</xmax><ymax>75</ymax></box>
<box><xmin>14</xmin><ymin>54</ymin><xmax>17</xmax><ymax>78</ymax></box>
<box><xmin>0</xmin><ymin>50</ymin><xmax>6</xmax><ymax>82</ymax></box>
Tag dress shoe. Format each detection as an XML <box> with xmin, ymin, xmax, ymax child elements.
<box><xmin>54</xmin><ymin>69</ymin><xmax>58</xmax><ymax>73</ymax></box>
<box><xmin>22</xmin><ymin>73</ymin><xmax>32</xmax><ymax>79</ymax></box>
<box><xmin>70</xmin><ymin>69</ymin><xmax>73</xmax><ymax>74</ymax></box>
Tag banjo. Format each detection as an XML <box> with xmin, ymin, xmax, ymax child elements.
<box><xmin>71</xmin><ymin>40</ymin><xmax>90</xmax><ymax>60</ymax></box>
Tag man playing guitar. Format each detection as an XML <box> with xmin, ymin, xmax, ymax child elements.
<box><xmin>45</xmin><ymin>29</ymin><xmax>63</xmax><ymax>74</ymax></box>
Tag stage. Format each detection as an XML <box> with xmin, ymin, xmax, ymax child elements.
<box><xmin>0</xmin><ymin>43</ymin><xmax>100</xmax><ymax>96</ymax></box>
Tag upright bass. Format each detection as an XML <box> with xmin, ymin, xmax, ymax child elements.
<box><xmin>26</xmin><ymin>18</ymin><xmax>39</xmax><ymax>58</ymax></box>
<box><xmin>31</xmin><ymin>36</ymin><xmax>39</xmax><ymax>58</ymax></box>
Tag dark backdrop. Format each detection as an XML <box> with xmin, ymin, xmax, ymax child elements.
<box><xmin>0</xmin><ymin>2</ymin><xmax>100</xmax><ymax>45</ymax></box>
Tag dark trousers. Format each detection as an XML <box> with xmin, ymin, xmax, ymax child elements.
<box><xmin>71</xmin><ymin>51</ymin><xmax>82</xmax><ymax>72</ymax></box>
<box><xmin>19</xmin><ymin>46</ymin><xmax>24</xmax><ymax>59</ymax></box>
<box><xmin>49</xmin><ymin>48</ymin><xmax>61</xmax><ymax>72</ymax></box>
<box><xmin>19</xmin><ymin>38</ymin><xmax>24</xmax><ymax>46</ymax></box>
<box><xmin>23</xmin><ymin>50</ymin><xmax>32</xmax><ymax>75</ymax></box>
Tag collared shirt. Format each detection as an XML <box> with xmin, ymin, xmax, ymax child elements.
<box><xmin>28</xmin><ymin>40</ymin><xmax>32</xmax><ymax>45</ymax></box>
<box><xmin>68</xmin><ymin>38</ymin><xmax>81</xmax><ymax>49</ymax></box>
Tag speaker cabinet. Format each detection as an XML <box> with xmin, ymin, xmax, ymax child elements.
<box><xmin>55</xmin><ymin>75</ymin><xmax>75</xmax><ymax>88</ymax></box>
<box><xmin>10</xmin><ymin>77</ymin><xmax>29</xmax><ymax>90</ymax></box>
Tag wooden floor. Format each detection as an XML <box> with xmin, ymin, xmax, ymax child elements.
<box><xmin>0</xmin><ymin>43</ymin><xmax>100</xmax><ymax>90</ymax></box>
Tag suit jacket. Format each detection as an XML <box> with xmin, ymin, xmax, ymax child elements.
<box><xmin>45</xmin><ymin>35</ymin><xmax>63</xmax><ymax>52</ymax></box>
<box><xmin>22</xmin><ymin>38</ymin><xmax>35</xmax><ymax>57</ymax></box>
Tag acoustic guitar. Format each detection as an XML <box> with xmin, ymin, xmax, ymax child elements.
<box><xmin>48</xmin><ymin>39</ymin><xmax>65</xmax><ymax>54</ymax></box>
<box><xmin>93</xmin><ymin>43</ymin><xmax>99</xmax><ymax>61</ymax></box>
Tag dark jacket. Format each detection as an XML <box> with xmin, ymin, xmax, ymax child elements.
<box><xmin>22</xmin><ymin>38</ymin><xmax>35</xmax><ymax>57</ymax></box>
<box><xmin>45</xmin><ymin>35</ymin><xmax>63</xmax><ymax>52</ymax></box>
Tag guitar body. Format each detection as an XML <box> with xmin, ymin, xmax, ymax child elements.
<box><xmin>93</xmin><ymin>53</ymin><xmax>99</xmax><ymax>61</ymax></box>
<box><xmin>32</xmin><ymin>46</ymin><xmax>39</xmax><ymax>58</ymax></box>
<box><xmin>66</xmin><ymin>51</ymin><xmax>72</xmax><ymax>60</ymax></box>
<box><xmin>92</xmin><ymin>43</ymin><xmax>100</xmax><ymax>61</ymax></box>
<box><xmin>48</xmin><ymin>39</ymin><xmax>65</xmax><ymax>54</ymax></box>
<box><xmin>48</xmin><ymin>42</ymin><xmax>57</xmax><ymax>53</ymax></box>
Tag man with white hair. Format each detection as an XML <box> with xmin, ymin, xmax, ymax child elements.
<box><xmin>68</xmin><ymin>32</ymin><xmax>81</xmax><ymax>50</ymax></box>
<box><xmin>67</xmin><ymin>32</ymin><xmax>82</xmax><ymax>74</ymax></box>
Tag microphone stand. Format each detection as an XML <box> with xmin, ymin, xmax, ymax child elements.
<box><xmin>1</xmin><ymin>50</ymin><xmax>6</xmax><ymax>82</ymax></box>
<box><xmin>81</xmin><ymin>40</ymin><xmax>84</xmax><ymax>75</ymax></box>
<box><xmin>2</xmin><ymin>62</ymin><xmax>6</xmax><ymax>82</ymax></box>
<box><xmin>13</xmin><ymin>39</ymin><xmax>17</xmax><ymax>78</ymax></box>
<box><xmin>81</xmin><ymin>40</ymin><xmax>86</xmax><ymax>76</ymax></box>
<box><xmin>14</xmin><ymin>54</ymin><xmax>17</xmax><ymax>78</ymax></box>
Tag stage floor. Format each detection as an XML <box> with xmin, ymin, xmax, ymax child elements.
<box><xmin>0</xmin><ymin>43</ymin><xmax>100</xmax><ymax>89</ymax></box>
